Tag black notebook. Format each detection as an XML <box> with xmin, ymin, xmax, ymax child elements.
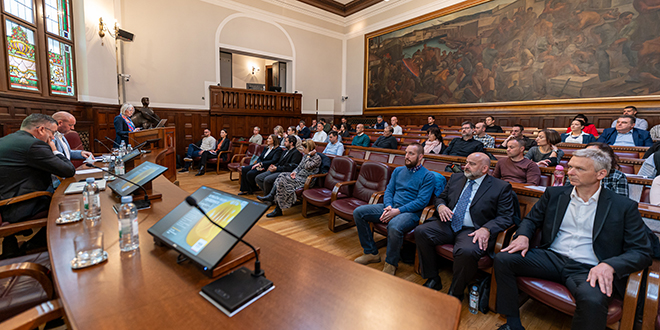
<box><xmin>199</xmin><ymin>267</ymin><xmax>274</xmax><ymax>317</ymax></box>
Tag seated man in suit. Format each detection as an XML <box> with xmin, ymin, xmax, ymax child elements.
<box><xmin>0</xmin><ymin>114</ymin><xmax>76</xmax><ymax>256</ymax></box>
<box><xmin>238</xmin><ymin>134</ymin><xmax>282</xmax><ymax>195</ymax></box>
<box><xmin>297</xmin><ymin>120</ymin><xmax>311</xmax><ymax>139</ymax></box>
<box><xmin>442</xmin><ymin>121</ymin><xmax>485</xmax><ymax>157</ymax></box>
<box><xmin>415</xmin><ymin>152</ymin><xmax>514</xmax><ymax>300</ymax></box>
<box><xmin>255</xmin><ymin>135</ymin><xmax>302</xmax><ymax>202</ymax></box>
<box><xmin>372</xmin><ymin>126</ymin><xmax>398</xmax><ymax>149</ymax></box>
<box><xmin>494</xmin><ymin>148</ymin><xmax>652</xmax><ymax>330</ymax></box>
<box><xmin>597</xmin><ymin>115</ymin><xmax>653</xmax><ymax>147</ymax></box>
<box><xmin>353</xmin><ymin>143</ymin><xmax>435</xmax><ymax>275</ymax></box>
<box><xmin>52</xmin><ymin>111</ymin><xmax>93</xmax><ymax>161</ymax></box>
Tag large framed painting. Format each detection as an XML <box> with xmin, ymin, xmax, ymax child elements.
<box><xmin>364</xmin><ymin>0</ymin><xmax>660</xmax><ymax>111</ymax></box>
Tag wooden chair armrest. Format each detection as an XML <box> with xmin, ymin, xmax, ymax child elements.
<box><xmin>218</xmin><ymin>150</ymin><xmax>232</xmax><ymax>156</ymax></box>
<box><xmin>642</xmin><ymin>260</ymin><xmax>660</xmax><ymax>330</ymax></box>
<box><xmin>493</xmin><ymin>225</ymin><xmax>516</xmax><ymax>254</ymax></box>
<box><xmin>304</xmin><ymin>173</ymin><xmax>327</xmax><ymax>190</ymax></box>
<box><xmin>620</xmin><ymin>268</ymin><xmax>645</xmax><ymax>330</ymax></box>
<box><xmin>331</xmin><ymin>180</ymin><xmax>357</xmax><ymax>202</ymax></box>
<box><xmin>368</xmin><ymin>191</ymin><xmax>385</xmax><ymax>204</ymax></box>
<box><xmin>0</xmin><ymin>191</ymin><xmax>53</xmax><ymax>207</ymax></box>
<box><xmin>230</xmin><ymin>153</ymin><xmax>246</xmax><ymax>163</ymax></box>
<box><xmin>0</xmin><ymin>218</ymin><xmax>48</xmax><ymax>238</ymax></box>
<box><xmin>0</xmin><ymin>299</ymin><xmax>62</xmax><ymax>330</ymax></box>
<box><xmin>419</xmin><ymin>205</ymin><xmax>436</xmax><ymax>225</ymax></box>
<box><xmin>0</xmin><ymin>261</ymin><xmax>53</xmax><ymax>299</ymax></box>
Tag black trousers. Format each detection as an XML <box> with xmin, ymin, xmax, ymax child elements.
<box><xmin>239</xmin><ymin>166</ymin><xmax>264</xmax><ymax>193</ymax></box>
<box><xmin>414</xmin><ymin>218</ymin><xmax>491</xmax><ymax>297</ymax></box>
<box><xmin>494</xmin><ymin>249</ymin><xmax>613</xmax><ymax>330</ymax></box>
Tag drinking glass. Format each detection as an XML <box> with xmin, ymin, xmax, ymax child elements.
<box><xmin>73</xmin><ymin>232</ymin><xmax>104</xmax><ymax>267</ymax></box>
<box><xmin>59</xmin><ymin>200</ymin><xmax>82</xmax><ymax>222</ymax></box>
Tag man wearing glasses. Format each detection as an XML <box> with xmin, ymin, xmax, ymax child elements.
<box><xmin>442</xmin><ymin>121</ymin><xmax>485</xmax><ymax>157</ymax></box>
<box><xmin>0</xmin><ymin>114</ymin><xmax>75</xmax><ymax>257</ymax></box>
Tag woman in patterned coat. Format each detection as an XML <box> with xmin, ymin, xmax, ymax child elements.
<box><xmin>257</xmin><ymin>140</ymin><xmax>321</xmax><ymax>217</ymax></box>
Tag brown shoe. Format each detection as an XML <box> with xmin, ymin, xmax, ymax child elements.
<box><xmin>382</xmin><ymin>263</ymin><xmax>396</xmax><ymax>275</ymax></box>
<box><xmin>354</xmin><ymin>253</ymin><xmax>380</xmax><ymax>265</ymax></box>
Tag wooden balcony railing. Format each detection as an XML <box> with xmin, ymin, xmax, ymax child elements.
<box><xmin>210</xmin><ymin>86</ymin><xmax>301</xmax><ymax>115</ymax></box>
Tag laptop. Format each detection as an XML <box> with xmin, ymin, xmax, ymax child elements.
<box><xmin>155</xmin><ymin>119</ymin><xmax>167</xmax><ymax>128</ymax></box>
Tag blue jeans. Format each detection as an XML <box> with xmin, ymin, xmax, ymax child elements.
<box><xmin>185</xmin><ymin>144</ymin><xmax>203</xmax><ymax>158</ymax></box>
<box><xmin>354</xmin><ymin>203</ymin><xmax>420</xmax><ymax>267</ymax></box>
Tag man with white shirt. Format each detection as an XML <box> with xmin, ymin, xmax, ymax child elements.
<box><xmin>494</xmin><ymin>148</ymin><xmax>652</xmax><ymax>330</ymax></box>
<box><xmin>52</xmin><ymin>111</ymin><xmax>93</xmax><ymax>160</ymax></box>
<box><xmin>180</xmin><ymin>129</ymin><xmax>216</xmax><ymax>173</ymax></box>
<box><xmin>611</xmin><ymin>106</ymin><xmax>649</xmax><ymax>130</ymax></box>
<box><xmin>391</xmin><ymin>116</ymin><xmax>403</xmax><ymax>135</ymax></box>
<box><xmin>311</xmin><ymin>123</ymin><xmax>327</xmax><ymax>142</ymax></box>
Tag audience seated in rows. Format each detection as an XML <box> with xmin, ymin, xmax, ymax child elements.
<box><xmin>258</xmin><ymin>140</ymin><xmax>322</xmax><ymax>218</ymax></box>
<box><xmin>423</xmin><ymin>127</ymin><xmax>445</xmax><ymax>154</ymax></box>
<box><xmin>495</xmin><ymin>148</ymin><xmax>652</xmax><ymax>330</ymax></box>
<box><xmin>340</xmin><ymin>116</ymin><xmax>352</xmax><ymax>132</ymax></box>
<box><xmin>416</xmin><ymin>152</ymin><xmax>515</xmax><ymax>300</ymax></box>
<box><xmin>323</xmin><ymin>131</ymin><xmax>344</xmax><ymax>156</ymax></box>
<box><xmin>525</xmin><ymin>129</ymin><xmax>564</xmax><ymax>167</ymax></box>
<box><xmin>373</xmin><ymin>115</ymin><xmax>388</xmax><ymax>130</ymax></box>
<box><xmin>339</xmin><ymin>124</ymin><xmax>350</xmax><ymax>139</ymax></box>
<box><xmin>284</xmin><ymin>126</ymin><xmax>303</xmax><ymax>151</ymax></box>
<box><xmin>238</xmin><ymin>134</ymin><xmax>282</xmax><ymax>195</ymax></box>
<box><xmin>390</xmin><ymin>116</ymin><xmax>403</xmax><ymax>135</ymax></box>
<box><xmin>297</xmin><ymin>120</ymin><xmax>311</xmax><ymax>139</ymax></box>
<box><xmin>443</xmin><ymin>121</ymin><xmax>484</xmax><ymax>157</ymax></box>
<box><xmin>611</xmin><ymin>106</ymin><xmax>648</xmax><ymax>130</ymax></box>
<box><xmin>311</xmin><ymin>123</ymin><xmax>327</xmax><ymax>143</ymax></box>
<box><xmin>566</xmin><ymin>114</ymin><xmax>599</xmax><ymax>137</ymax></box>
<box><xmin>373</xmin><ymin>127</ymin><xmax>398</xmax><ymax>149</ymax></box>
<box><xmin>249</xmin><ymin>126</ymin><xmax>263</xmax><ymax>145</ymax></box>
<box><xmin>474</xmin><ymin>121</ymin><xmax>495</xmax><ymax>148</ymax></box>
<box><xmin>567</xmin><ymin>143</ymin><xmax>629</xmax><ymax>197</ymax></box>
<box><xmin>351</xmin><ymin>124</ymin><xmax>371</xmax><ymax>147</ymax></box>
<box><xmin>180</xmin><ymin>128</ymin><xmax>216</xmax><ymax>173</ymax></box>
<box><xmin>501</xmin><ymin>124</ymin><xmax>537</xmax><ymax>151</ymax></box>
<box><xmin>421</xmin><ymin>115</ymin><xmax>439</xmax><ymax>132</ymax></box>
<box><xmin>493</xmin><ymin>138</ymin><xmax>541</xmax><ymax>185</ymax></box>
<box><xmin>561</xmin><ymin>118</ymin><xmax>596</xmax><ymax>144</ymax></box>
<box><xmin>255</xmin><ymin>135</ymin><xmax>302</xmax><ymax>198</ymax></box>
<box><xmin>485</xmin><ymin>116</ymin><xmax>504</xmax><ymax>133</ymax></box>
<box><xmin>325</xmin><ymin>125</ymin><xmax>343</xmax><ymax>143</ymax></box>
<box><xmin>319</xmin><ymin>118</ymin><xmax>331</xmax><ymax>133</ymax></box>
<box><xmin>196</xmin><ymin>129</ymin><xmax>229</xmax><ymax>176</ymax></box>
<box><xmin>353</xmin><ymin>143</ymin><xmax>435</xmax><ymax>275</ymax></box>
<box><xmin>309</xmin><ymin>119</ymin><xmax>317</xmax><ymax>133</ymax></box>
<box><xmin>274</xmin><ymin>125</ymin><xmax>285</xmax><ymax>146</ymax></box>
<box><xmin>598</xmin><ymin>115</ymin><xmax>653</xmax><ymax>147</ymax></box>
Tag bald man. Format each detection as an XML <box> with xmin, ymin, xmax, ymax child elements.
<box><xmin>52</xmin><ymin>111</ymin><xmax>93</xmax><ymax>160</ymax></box>
<box><xmin>414</xmin><ymin>152</ymin><xmax>515</xmax><ymax>301</ymax></box>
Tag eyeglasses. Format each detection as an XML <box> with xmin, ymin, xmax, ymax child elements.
<box><xmin>38</xmin><ymin>126</ymin><xmax>56</xmax><ymax>135</ymax></box>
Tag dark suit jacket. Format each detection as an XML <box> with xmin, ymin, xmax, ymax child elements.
<box><xmin>298</xmin><ymin>127</ymin><xmax>311</xmax><ymax>139</ymax></box>
<box><xmin>113</xmin><ymin>115</ymin><xmax>132</xmax><ymax>147</ymax></box>
<box><xmin>256</xmin><ymin>146</ymin><xmax>282</xmax><ymax>168</ymax></box>
<box><xmin>274</xmin><ymin>147</ymin><xmax>302</xmax><ymax>173</ymax></box>
<box><xmin>0</xmin><ymin>130</ymin><xmax>76</xmax><ymax>222</ymax></box>
<box><xmin>434</xmin><ymin>173</ymin><xmax>515</xmax><ymax>243</ymax></box>
<box><xmin>373</xmin><ymin>135</ymin><xmax>398</xmax><ymax>149</ymax></box>
<box><xmin>597</xmin><ymin>127</ymin><xmax>653</xmax><ymax>147</ymax></box>
<box><xmin>516</xmin><ymin>186</ymin><xmax>652</xmax><ymax>293</ymax></box>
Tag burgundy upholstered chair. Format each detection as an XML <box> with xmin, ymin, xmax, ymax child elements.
<box><xmin>227</xmin><ymin>143</ymin><xmax>260</xmax><ymax>181</ymax></box>
<box><xmin>328</xmin><ymin>161</ymin><xmax>391</xmax><ymax>232</ymax></box>
<box><xmin>63</xmin><ymin>131</ymin><xmax>84</xmax><ymax>168</ymax></box>
<box><xmin>347</xmin><ymin>149</ymin><xmax>366</xmax><ymax>159</ymax></box>
<box><xmin>368</xmin><ymin>152</ymin><xmax>389</xmax><ymax>163</ymax></box>
<box><xmin>641</xmin><ymin>259</ymin><xmax>660</xmax><ymax>329</ymax></box>
<box><xmin>516</xmin><ymin>230</ymin><xmax>642</xmax><ymax>328</ymax></box>
<box><xmin>301</xmin><ymin>156</ymin><xmax>357</xmax><ymax>218</ymax></box>
<box><xmin>203</xmin><ymin>141</ymin><xmax>233</xmax><ymax>175</ymax></box>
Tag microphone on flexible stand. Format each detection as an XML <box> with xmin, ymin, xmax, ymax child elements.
<box><xmin>85</xmin><ymin>163</ymin><xmax>151</xmax><ymax>210</ymax></box>
<box><xmin>128</xmin><ymin>136</ymin><xmax>149</xmax><ymax>152</ymax></box>
<box><xmin>105</xmin><ymin>136</ymin><xmax>120</xmax><ymax>148</ymax></box>
<box><xmin>94</xmin><ymin>138</ymin><xmax>113</xmax><ymax>153</ymax></box>
<box><xmin>185</xmin><ymin>196</ymin><xmax>264</xmax><ymax>277</ymax></box>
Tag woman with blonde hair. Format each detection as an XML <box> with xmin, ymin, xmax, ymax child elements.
<box><xmin>114</xmin><ymin>103</ymin><xmax>139</xmax><ymax>147</ymax></box>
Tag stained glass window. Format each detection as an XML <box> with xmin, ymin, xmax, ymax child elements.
<box><xmin>44</xmin><ymin>0</ymin><xmax>70</xmax><ymax>40</ymax></box>
<box><xmin>47</xmin><ymin>37</ymin><xmax>73</xmax><ymax>96</ymax></box>
<box><xmin>6</xmin><ymin>19</ymin><xmax>38</xmax><ymax>91</ymax></box>
<box><xmin>3</xmin><ymin>0</ymin><xmax>33</xmax><ymax>23</ymax></box>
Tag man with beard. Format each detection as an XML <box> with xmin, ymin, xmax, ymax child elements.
<box><xmin>414</xmin><ymin>152</ymin><xmax>515</xmax><ymax>301</ymax></box>
<box><xmin>353</xmin><ymin>143</ymin><xmax>435</xmax><ymax>276</ymax></box>
<box><xmin>443</xmin><ymin>121</ymin><xmax>485</xmax><ymax>156</ymax></box>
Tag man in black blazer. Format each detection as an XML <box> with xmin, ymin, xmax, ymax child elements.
<box><xmin>297</xmin><ymin>120</ymin><xmax>311</xmax><ymax>139</ymax></box>
<box><xmin>238</xmin><ymin>134</ymin><xmax>282</xmax><ymax>195</ymax></box>
<box><xmin>255</xmin><ymin>135</ymin><xmax>302</xmax><ymax>199</ymax></box>
<box><xmin>0</xmin><ymin>114</ymin><xmax>76</xmax><ymax>255</ymax></box>
<box><xmin>415</xmin><ymin>152</ymin><xmax>514</xmax><ymax>300</ymax></box>
<box><xmin>494</xmin><ymin>148</ymin><xmax>652</xmax><ymax>330</ymax></box>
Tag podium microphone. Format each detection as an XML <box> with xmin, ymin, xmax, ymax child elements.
<box><xmin>85</xmin><ymin>163</ymin><xmax>151</xmax><ymax>210</ymax></box>
<box><xmin>185</xmin><ymin>196</ymin><xmax>264</xmax><ymax>277</ymax></box>
<box><xmin>95</xmin><ymin>138</ymin><xmax>113</xmax><ymax>152</ymax></box>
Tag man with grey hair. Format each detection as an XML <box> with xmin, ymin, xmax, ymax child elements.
<box><xmin>415</xmin><ymin>152</ymin><xmax>514</xmax><ymax>300</ymax></box>
<box><xmin>249</xmin><ymin>126</ymin><xmax>263</xmax><ymax>145</ymax></box>
<box><xmin>0</xmin><ymin>114</ymin><xmax>76</xmax><ymax>257</ymax></box>
<box><xmin>495</xmin><ymin>148</ymin><xmax>652</xmax><ymax>330</ymax></box>
<box><xmin>52</xmin><ymin>111</ymin><xmax>93</xmax><ymax>160</ymax></box>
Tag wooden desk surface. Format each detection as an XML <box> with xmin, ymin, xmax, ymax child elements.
<box><xmin>47</xmin><ymin>155</ymin><xmax>461</xmax><ymax>329</ymax></box>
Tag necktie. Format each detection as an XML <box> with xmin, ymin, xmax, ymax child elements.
<box><xmin>451</xmin><ymin>180</ymin><xmax>475</xmax><ymax>232</ymax></box>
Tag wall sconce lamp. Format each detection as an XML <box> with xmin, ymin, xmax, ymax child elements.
<box><xmin>251</xmin><ymin>66</ymin><xmax>260</xmax><ymax>75</ymax></box>
<box><xmin>98</xmin><ymin>17</ymin><xmax>117</xmax><ymax>39</ymax></box>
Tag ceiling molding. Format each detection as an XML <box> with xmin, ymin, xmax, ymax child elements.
<box><xmin>297</xmin><ymin>0</ymin><xmax>384</xmax><ymax>17</ymax></box>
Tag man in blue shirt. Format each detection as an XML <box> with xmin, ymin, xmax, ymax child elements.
<box><xmin>353</xmin><ymin>143</ymin><xmax>436</xmax><ymax>275</ymax></box>
<box><xmin>597</xmin><ymin>115</ymin><xmax>653</xmax><ymax>146</ymax></box>
<box><xmin>323</xmin><ymin>131</ymin><xmax>344</xmax><ymax>156</ymax></box>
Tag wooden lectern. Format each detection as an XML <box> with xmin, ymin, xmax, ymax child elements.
<box><xmin>128</xmin><ymin>127</ymin><xmax>177</xmax><ymax>182</ymax></box>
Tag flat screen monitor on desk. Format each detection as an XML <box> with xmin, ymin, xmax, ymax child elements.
<box><xmin>155</xmin><ymin>119</ymin><xmax>167</xmax><ymax>128</ymax></box>
<box><xmin>107</xmin><ymin>161</ymin><xmax>167</xmax><ymax>196</ymax></box>
<box><xmin>148</xmin><ymin>186</ymin><xmax>269</xmax><ymax>274</ymax></box>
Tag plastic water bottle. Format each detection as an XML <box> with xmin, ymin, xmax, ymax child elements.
<box><xmin>82</xmin><ymin>177</ymin><xmax>101</xmax><ymax>222</ymax></box>
<box><xmin>118</xmin><ymin>196</ymin><xmax>139</xmax><ymax>252</ymax></box>
<box><xmin>127</xmin><ymin>144</ymin><xmax>133</xmax><ymax>153</ymax></box>
<box><xmin>552</xmin><ymin>165</ymin><xmax>565</xmax><ymax>186</ymax></box>
<box><xmin>114</xmin><ymin>156</ymin><xmax>125</xmax><ymax>177</ymax></box>
<box><xmin>119</xmin><ymin>141</ymin><xmax>126</xmax><ymax>157</ymax></box>
<box><xmin>107</xmin><ymin>156</ymin><xmax>116</xmax><ymax>180</ymax></box>
<box><xmin>469</xmin><ymin>285</ymin><xmax>479</xmax><ymax>314</ymax></box>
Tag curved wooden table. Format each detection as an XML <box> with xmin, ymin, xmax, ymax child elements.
<box><xmin>47</xmin><ymin>150</ymin><xmax>461</xmax><ymax>329</ymax></box>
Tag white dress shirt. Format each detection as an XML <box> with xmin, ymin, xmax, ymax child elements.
<box><xmin>549</xmin><ymin>186</ymin><xmax>601</xmax><ymax>266</ymax></box>
<box><xmin>312</xmin><ymin>130</ymin><xmax>327</xmax><ymax>142</ymax></box>
<box><xmin>451</xmin><ymin>174</ymin><xmax>486</xmax><ymax>228</ymax></box>
<box><xmin>53</xmin><ymin>132</ymin><xmax>69</xmax><ymax>159</ymax></box>
<box><xmin>392</xmin><ymin>125</ymin><xmax>403</xmax><ymax>135</ymax></box>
